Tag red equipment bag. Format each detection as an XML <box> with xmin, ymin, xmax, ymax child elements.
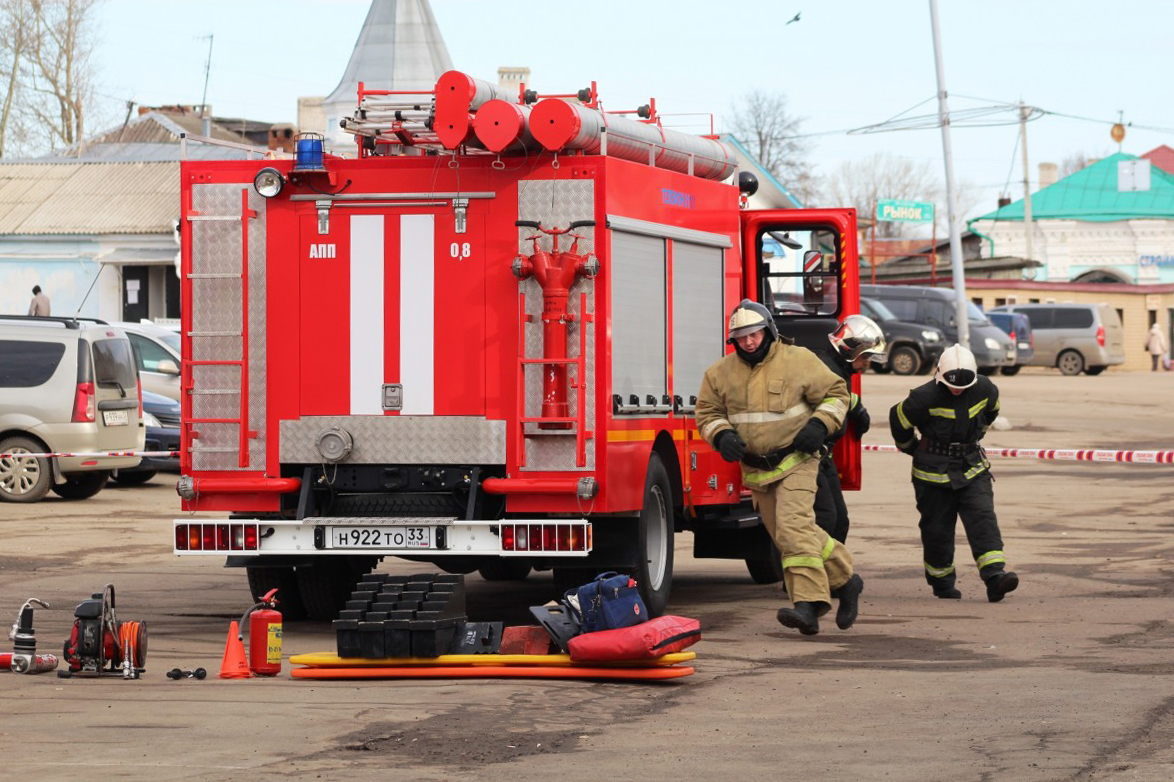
<box><xmin>567</xmin><ymin>615</ymin><xmax>701</xmax><ymax>662</ymax></box>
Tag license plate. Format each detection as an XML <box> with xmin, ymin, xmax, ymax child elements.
<box><xmin>102</xmin><ymin>409</ymin><xmax>129</xmax><ymax>427</ymax></box>
<box><xmin>327</xmin><ymin>526</ymin><xmax>432</xmax><ymax>549</ymax></box>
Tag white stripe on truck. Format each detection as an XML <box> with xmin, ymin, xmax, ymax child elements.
<box><xmin>399</xmin><ymin>214</ymin><xmax>435</xmax><ymax>415</ymax></box>
<box><xmin>350</xmin><ymin>215</ymin><xmax>385</xmax><ymax>415</ymax></box>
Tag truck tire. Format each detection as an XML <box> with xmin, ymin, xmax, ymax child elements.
<box><xmin>295</xmin><ymin>556</ymin><xmax>377</xmax><ymax>621</ymax></box>
<box><xmin>889</xmin><ymin>346</ymin><xmax>921</xmax><ymax>376</ymax></box>
<box><xmin>247</xmin><ymin>566</ymin><xmax>307</xmax><ymax>621</ymax></box>
<box><xmin>477</xmin><ymin>560</ymin><xmax>532</xmax><ymax>581</ymax></box>
<box><xmin>1057</xmin><ymin>350</ymin><xmax>1085</xmax><ymax>376</ymax></box>
<box><xmin>745</xmin><ymin>540</ymin><xmax>785</xmax><ymax>584</ymax></box>
<box><xmin>631</xmin><ymin>455</ymin><xmax>674</xmax><ymax>617</ymax></box>
<box><xmin>0</xmin><ymin>436</ymin><xmax>52</xmax><ymax>503</ymax></box>
<box><xmin>51</xmin><ymin>471</ymin><xmax>110</xmax><ymax>500</ymax></box>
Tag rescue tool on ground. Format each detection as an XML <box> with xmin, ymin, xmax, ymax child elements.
<box><xmin>59</xmin><ymin>584</ymin><xmax>147</xmax><ymax>679</ymax></box>
<box><xmin>8</xmin><ymin>598</ymin><xmax>57</xmax><ymax>674</ymax></box>
<box><xmin>174</xmin><ymin>69</ymin><xmax>865</xmax><ymax>620</ymax></box>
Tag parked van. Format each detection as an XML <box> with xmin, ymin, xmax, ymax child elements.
<box><xmin>0</xmin><ymin>316</ymin><xmax>144</xmax><ymax>502</ymax></box>
<box><xmin>860</xmin><ymin>285</ymin><xmax>1016</xmax><ymax>372</ymax></box>
<box><xmin>987</xmin><ymin>311</ymin><xmax>1034</xmax><ymax>376</ymax></box>
<box><xmin>989</xmin><ymin>303</ymin><xmax>1125</xmax><ymax>375</ymax></box>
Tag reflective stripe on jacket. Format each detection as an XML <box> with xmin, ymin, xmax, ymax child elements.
<box><xmin>696</xmin><ymin>339</ymin><xmax>849</xmax><ymax>487</ymax></box>
<box><xmin>889</xmin><ymin>375</ymin><xmax>999</xmax><ymax>489</ymax></box>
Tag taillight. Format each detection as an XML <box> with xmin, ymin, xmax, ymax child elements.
<box><xmin>1096</xmin><ymin>325</ymin><xmax>1105</xmax><ymax>346</ymax></box>
<box><xmin>499</xmin><ymin>522</ymin><xmax>591</xmax><ymax>553</ymax></box>
<box><xmin>71</xmin><ymin>381</ymin><xmax>95</xmax><ymax>422</ymax></box>
<box><xmin>175</xmin><ymin>522</ymin><xmax>261</xmax><ymax>552</ymax></box>
<box><xmin>1009</xmin><ymin>330</ymin><xmax>1016</xmax><ymax>343</ymax></box>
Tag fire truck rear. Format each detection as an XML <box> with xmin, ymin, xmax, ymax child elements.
<box><xmin>173</xmin><ymin>72</ymin><xmax>862</xmax><ymax>620</ymax></box>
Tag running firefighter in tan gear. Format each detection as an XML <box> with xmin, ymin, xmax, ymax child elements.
<box><xmin>696</xmin><ymin>299</ymin><xmax>864</xmax><ymax>636</ymax></box>
<box><xmin>888</xmin><ymin>344</ymin><xmax>1019</xmax><ymax>603</ymax></box>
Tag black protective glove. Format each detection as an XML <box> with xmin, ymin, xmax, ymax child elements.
<box><xmin>792</xmin><ymin>418</ymin><xmax>827</xmax><ymax>454</ymax></box>
<box><xmin>714</xmin><ymin>430</ymin><xmax>747</xmax><ymax>463</ymax></box>
<box><xmin>849</xmin><ymin>405</ymin><xmax>871</xmax><ymax>437</ymax></box>
<box><xmin>897</xmin><ymin>437</ymin><xmax>920</xmax><ymax>456</ymax></box>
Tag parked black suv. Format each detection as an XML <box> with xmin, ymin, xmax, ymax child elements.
<box><xmin>860</xmin><ymin>296</ymin><xmax>946</xmax><ymax>375</ymax></box>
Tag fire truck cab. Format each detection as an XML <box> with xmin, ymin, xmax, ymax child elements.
<box><xmin>173</xmin><ymin>73</ymin><xmax>861</xmax><ymax>620</ymax></box>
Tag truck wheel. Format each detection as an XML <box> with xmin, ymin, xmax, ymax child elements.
<box><xmin>247</xmin><ymin>566</ymin><xmax>307</xmax><ymax>620</ymax></box>
<box><xmin>1057</xmin><ymin>350</ymin><xmax>1085</xmax><ymax>376</ymax></box>
<box><xmin>51</xmin><ymin>471</ymin><xmax>110</xmax><ymax>500</ymax></box>
<box><xmin>478</xmin><ymin>560</ymin><xmax>532</xmax><ymax>581</ymax></box>
<box><xmin>889</xmin><ymin>346</ymin><xmax>921</xmax><ymax>375</ymax></box>
<box><xmin>0</xmin><ymin>436</ymin><xmax>52</xmax><ymax>503</ymax></box>
<box><xmin>745</xmin><ymin>540</ymin><xmax>785</xmax><ymax>584</ymax></box>
<box><xmin>631</xmin><ymin>455</ymin><xmax>674</xmax><ymax>617</ymax></box>
<box><xmin>296</xmin><ymin>556</ymin><xmax>377</xmax><ymax>621</ymax></box>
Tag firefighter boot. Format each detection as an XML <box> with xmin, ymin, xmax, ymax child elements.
<box><xmin>985</xmin><ymin>571</ymin><xmax>1019</xmax><ymax>603</ymax></box>
<box><xmin>934</xmin><ymin>586</ymin><xmax>962</xmax><ymax>599</ymax></box>
<box><xmin>835</xmin><ymin>574</ymin><xmax>864</xmax><ymax>630</ymax></box>
<box><xmin>777</xmin><ymin>602</ymin><xmax>822</xmax><ymax>636</ymax></box>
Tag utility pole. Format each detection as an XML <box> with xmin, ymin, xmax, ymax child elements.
<box><xmin>928</xmin><ymin>0</ymin><xmax>969</xmax><ymax>349</ymax></box>
<box><xmin>200</xmin><ymin>34</ymin><xmax>214</xmax><ymax>118</ymax></box>
<box><xmin>1019</xmin><ymin>101</ymin><xmax>1034</xmax><ymax>266</ymax></box>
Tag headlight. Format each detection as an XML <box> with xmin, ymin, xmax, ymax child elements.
<box><xmin>984</xmin><ymin>337</ymin><xmax>1001</xmax><ymax>350</ymax></box>
<box><xmin>253</xmin><ymin>167</ymin><xmax>285</xmax><ymax>198</ymax></box>
<box><xmin>922</xmin><ymin>330</ymin><xmax>942</xmax><ymax>342</ymax></box>
<box><xmin>142</xmin><ymin>412</ymin><xmax>162</xmax><ymax>427</ymax></box>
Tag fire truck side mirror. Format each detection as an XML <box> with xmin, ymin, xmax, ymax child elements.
<box><xmin>738</xmin><ymin>171</ymin><xmax>759</xmax><ymax>197</ymax></box>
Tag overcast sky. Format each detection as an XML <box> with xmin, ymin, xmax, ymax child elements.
<box><xmin>93</xmin><ymin>0</ymin><xmax>1174</xmax><ymax>224</ymax></box>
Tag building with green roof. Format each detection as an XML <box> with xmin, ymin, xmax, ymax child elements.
<box><xmin>968</xmin><ymin>153</ymin><xmax>1174</xmax><ymax>285</ymax></box>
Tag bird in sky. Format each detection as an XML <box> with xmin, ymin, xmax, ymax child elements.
<box><xmin>787</xmin><ymin>12</ymin><xmax>801</xmax><ymax>24</ymax></box>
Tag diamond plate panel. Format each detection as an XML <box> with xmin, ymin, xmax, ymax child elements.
<box><xmin>517</xmin><ymin>180</ymin><xmax>595</xmax><ymax>472</ymax></box>
<box><xmin>190</xmin><ymin>184</ymin><xmax>267</xmax><ymax>472</ymax></box>
<box><xmin>280</xmin><ymin>416</ymin><xmax>507</xmax><ymax>464</ymax></box>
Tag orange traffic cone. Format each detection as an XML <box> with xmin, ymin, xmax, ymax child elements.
<box><xmin>219</xmin><ymin>620</ymin><xmax>252</xmax><ymax>679</ymax></box>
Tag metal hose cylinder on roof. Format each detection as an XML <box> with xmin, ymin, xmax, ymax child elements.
<box><xmin>434</xmin><ymin>70</ymin><xmax>514</xmax><ymax>149</ymax></box>
<box><xmin>529</xmin><ymin>99</ymin><xmax>737</xmax><ymax>180</ymax></box>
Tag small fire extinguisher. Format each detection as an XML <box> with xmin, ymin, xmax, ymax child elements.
<box><xmin>239</xmin><ymin>589</ymin><xmax>281</xmax><ymax>676</ymax></box>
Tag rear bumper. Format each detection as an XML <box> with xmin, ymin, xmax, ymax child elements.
<box><xmin>125</xmin><ymin>426</ymin><xmax>180</xmax><ymax>473</ymax></box>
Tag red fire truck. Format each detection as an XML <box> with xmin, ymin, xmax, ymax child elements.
<box><xmin>173</xmin><ymin>72</ymin><xmax>862</xmax><ymax>620</ymax></box>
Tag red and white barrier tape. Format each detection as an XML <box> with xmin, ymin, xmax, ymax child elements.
<box><xmin>0</xmin><ymin>450</ymin><xmax>179</xmax><ymax>459</ymax></box>
<box><xmin>863</xmin><ymin>444</ymin><xmax>1174</xmax><ymax>464</ymax></box>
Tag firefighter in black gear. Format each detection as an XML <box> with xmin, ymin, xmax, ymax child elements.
<box><xmin>888</xmin><ymin>345</ymin><xmax>1019</xmax><ymax>602</ymax></box>
<box><xmin>815</xmin><ymin>315</ymin><xmax>887</xmax><ymax>543</ymax></box>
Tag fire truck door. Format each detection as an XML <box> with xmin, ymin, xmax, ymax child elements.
<box><xmin>739</xmin><ymin>208</ymin><xmax>862</xmax><ymax>490</ymax></box>
<box><xmin>298</xmin><ymin>208</ymin><xmax>486</xmax><ymax>416</ymax></box>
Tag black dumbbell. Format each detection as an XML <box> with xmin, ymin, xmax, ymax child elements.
<box><xmin>166</xmin><ymin>667</ymin><xmax>207</xmax><ymax>680</ymax></box>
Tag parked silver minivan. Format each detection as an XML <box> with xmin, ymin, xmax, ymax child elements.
<box><xmin>990</xmin><ymin>303</ymin><xmax>1125</xmax><ymax>375</ymax></box>
<box><xmin>0</xmin><ymin>316</ymin><xmax>144</xmax><ymax>502</ymax></box>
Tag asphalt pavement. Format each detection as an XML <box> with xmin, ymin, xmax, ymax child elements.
<box><xmin>1</xmin><ymin>367</ymin><xmax>1172</xmax><ymax>781</ymax></box>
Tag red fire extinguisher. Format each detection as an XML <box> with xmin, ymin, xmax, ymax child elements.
<box><xmin>239</xmin><ymin>588</ymin><xmax>282</xmax><ymax>676</ymax></box>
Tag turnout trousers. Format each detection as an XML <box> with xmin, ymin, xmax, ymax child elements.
<box><xmin>814</xmin><ymin>455</ymin><xmax>850</xmax><ymax>543</ymax></box>
<box><xmin>913</xmin><ymin>472</ymin><xmax>1006</xmax><ymax>590</ymax></box>
<box><xmin>751</xmin><ymin>458</ymin><xmax>854</xmax><ymax>608</ymax></box>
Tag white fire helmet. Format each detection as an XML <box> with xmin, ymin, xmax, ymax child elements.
<box><xmin>726</xmin><ymin>299</ymin><xmax>779</xmax><ymax>344</ymax></box>
<box><xmin>829</xmin><ymin>314</ymin><xmax>887</xmax><ymax>363</ymax></box>
<box><xmin>935</xmin><ymin>344</ymin><xmax>979</xmax><ymax>390</ymax></box>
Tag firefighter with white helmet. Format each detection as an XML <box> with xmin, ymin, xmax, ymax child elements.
<box><xmin>815</xmin><ymin>315</ymin><xmax>887</xmax><ymax>543</ymax></box>
<box><xmin>889</xmin><ymin>344</ymin><xmax>1019</xmax><ymax>602</ymax></box>
<box><xmin>696</xmin><ymin>299</ymin><xmax>864</xmax><ymax>636</ymax></box>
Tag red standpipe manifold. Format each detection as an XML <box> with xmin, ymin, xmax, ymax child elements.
<box><xmin>512</xmin><ymin>222</ymin><xmax>599</xmax><ymax>429</ymax></box>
